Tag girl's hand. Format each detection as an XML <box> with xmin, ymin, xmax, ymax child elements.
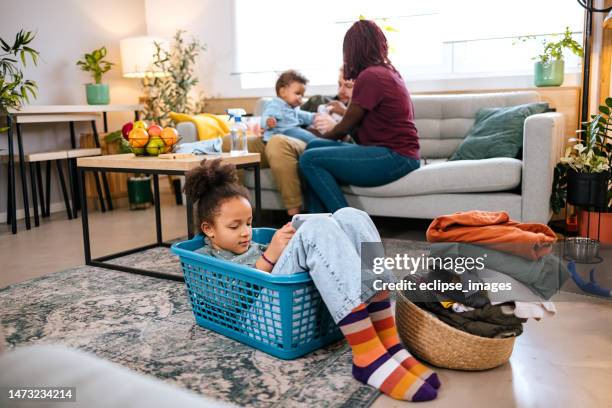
<box><xmin>266</xmin><ymin>222</ymin><xmax>295</xmax><ymax>262</ymax></box>
<box><xmin>266</xmin><ymin>117</ymin><xmax>277</xmax><ymax>128</ymax></box>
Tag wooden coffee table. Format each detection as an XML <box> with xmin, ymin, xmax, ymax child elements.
<box><xmin>76</xmin><ymin>152</ymin><xmax>261</xmax><ymax>281</ymax></box>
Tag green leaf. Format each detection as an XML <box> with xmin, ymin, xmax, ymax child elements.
<box><xmin>606</xmin><ymin>97</ymin><xmax>612</xmax><ymax>108</ymax></box>
<box><xmin>0</xmin><ymin>38</ymin><xmax>10</xmax><ymax>52</ymax></box>
<box><xmin>103</xmin><ymin>130</ymin><xmax>122</xmax><ymax>143</ymax></box>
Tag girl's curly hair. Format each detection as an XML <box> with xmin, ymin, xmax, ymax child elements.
<box><xmin>183</xmin><ymin>159</ymin><xmax>250</xmax><ymax>228</ymax></box>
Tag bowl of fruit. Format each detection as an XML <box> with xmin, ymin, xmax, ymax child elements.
<box><xmin>122</xmin><ymin>121</ymin><xmax>180</xmax><ymax>156</ymax></box>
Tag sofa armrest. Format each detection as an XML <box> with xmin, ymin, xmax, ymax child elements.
<box><xmin>254</xmin><ymin>97</ymin><xmax>273</xmax><ymax>117</ymax></box>
<box><xmin>521</xmin><ymin>112</ymin><xmax>566</xmax><ymax>223</ymax></box>
<box><xmin>0</xmin><ymin>345</ymin><xmax>235</xmax><ymax>408</ymax></box>
<box><xmin>175</xmin><ymin>122</ymin><xmax>198</xmax><ymax>144</ymax></box>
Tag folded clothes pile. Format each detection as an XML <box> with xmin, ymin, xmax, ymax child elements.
<box><xmin>406</xmin><ymin>211</ymin><xmax>569</xmax><ymax>339</ymax></box>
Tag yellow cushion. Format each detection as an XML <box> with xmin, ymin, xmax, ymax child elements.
<box><xmin>169</xmin><ymin>112</ymin><xmax>231</xmax><ymax>140</ymax></box>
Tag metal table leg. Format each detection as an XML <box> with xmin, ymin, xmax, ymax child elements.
<box><xmin>69</xmin><ymin>121</ymin><xmax>76</xmax><ymax>148</ymax></box>
<box><xmin>79</xmin><ymin>167</ymin><xmax>91</xmax><ymax>264</ymax></box>
<box><xmin>69</xmin><ymin>121</ymin><xmax>80</xmax><ymax>216</ymax></box>
<box><xmin>35</xmin><ymin>162</ymin><xmax>46</xmax><ymax>217</ymax></box>
<box><xmin>29</xmin><ymin>163</ymin><xmax>40</xmax><ymax>227</ymax></box>
<box><xmin>254</xmin><ymin>163</ymin><xmax>261</xmax><ymax>225</ymax></box>
<box><xmin>6</xmin><ymin>115</ymin><xmax>16</xmax><ymax>232</ymax></box>
<box><xmin>6</xmin><ymin>159</ymin><xmax>12</xmax><ymax>225</ymax></box>
<box><xmin>187</xmin><ymin>194</ymin><xmax>194</xmax><ymax>239</ymax></box>
<box><xmin>45</xmin><ymin>161</ymin><xmax>51</xmax><ymax>217</ymax></box>
<box><xmin>91</xmin><ymin>120</ymin><xmax>113</xmax><ymax>210</ymax></box>
<box><xmin>56</xmin><ymin>160</ymin><xmax>73</xmax><ymax>220</ymax></box>
<box><xmin>153</xmin><ymin>174</ymin><xmax>163</xmax><ymax>245</ymax></box>
<box><xmin>67</xmin><ymin>158</ymin><xmax>78</xmax><ymax>219</ymax></box>
<box><xmin>78</xmin><ymin>166</ymin><xmax>184</xmax><ymax>282</ymax></box>
<box><xmin>15</xmin><ymin>122</ymin><xmax>31</xmax><ymax>230</ymax></box>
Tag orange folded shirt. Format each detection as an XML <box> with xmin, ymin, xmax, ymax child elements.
<box><xmin>426</xmin><ymin>211</ymin><xmax>557</xmax><ymax>260</ymax></box>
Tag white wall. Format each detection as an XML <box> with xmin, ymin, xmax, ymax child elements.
<box><xmin>144</xmin><ymin>0</ymin><xmax>247</xmax><ymax>98</ymax></box>
<box><xmin>0</xmin><ymin>0</ymin><xmax>147</xmax><ymax>219</ymax></box>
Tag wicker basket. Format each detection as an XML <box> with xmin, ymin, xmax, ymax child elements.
<box><xmin>395</xmin><ymin>291</ymin><xmax>515</xmax><ymax>371</ymax></box>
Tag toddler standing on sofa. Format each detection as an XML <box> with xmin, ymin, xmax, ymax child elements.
<box><xmin>261</xmin><ymin>70</ymin><xmax>319</xmax><ymax>144</ymax></box>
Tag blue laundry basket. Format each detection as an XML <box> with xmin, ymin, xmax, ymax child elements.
<box><xmin>171</xmin><ymin>228</ymin><xmax>343</xmax><ymax>360</ymax></box>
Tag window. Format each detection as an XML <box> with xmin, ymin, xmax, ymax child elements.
<box><xmin>234</xmin><ymin>0</ymin><xmax>585</xmax><ymax>89</ymax></box>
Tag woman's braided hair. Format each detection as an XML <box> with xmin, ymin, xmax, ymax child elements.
<box><xmin>342</xmin><ymin>19</ymin><xmax>397</xmax><ymax>81</ymax></box>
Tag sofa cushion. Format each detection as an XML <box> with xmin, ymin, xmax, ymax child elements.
<box><xmin>412</xmin><ymin>91</ymin><xmax>541</xmax><ymax>159</ymax></box>
<box><xmin>243</xmin><ymin>159</ymin><xmax>440</xmax><ymax>191</ymax></box>
<box><xmin>450</xmin><ymin>102</ymin><xmax>549</xmax><ymax>160</ymax></box>
<box><xmin>341</xmin><ymin>157</ymin><xmax>522</xmax><ymax>197</ymax></box>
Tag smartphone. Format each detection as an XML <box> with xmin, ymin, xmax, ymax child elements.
<box><xmin>291</xmin><ymin>213</ymin><xmax>332</xmax><ymax>230</ymax></box>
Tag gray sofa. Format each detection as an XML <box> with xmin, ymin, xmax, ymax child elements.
<box><xmin>177</xmin><ymin>91</ymin><xmax>565</xmax><ymax>224</ymax></box>
<box><xmin>248</xmin><ymin>91</ymin><xmax>564</xmax><ymax>223</ymax></box>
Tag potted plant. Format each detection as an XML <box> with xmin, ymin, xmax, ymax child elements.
<box><xmin>551</xmin><ymin>98</ymin><xmax>612</xmax><ymax>242</ymax></box>
<box><xmin>76</xmin><ymin>46</ymin><xmax>114</xmax><ymax>105</ymax></box>
<box><xmin>142</xmin><ymin>30</ymin><xmax>205</xmax><ymax>126</ymax></box>
<box><xmin>0</xmin><ymin>30</ymin><xmax>38</xmax><ymax>124</ymax></box>
<box><xmin>518</xmin><ymin>27</ymin><xmax>584</xmax><ymax>87</ymax></box>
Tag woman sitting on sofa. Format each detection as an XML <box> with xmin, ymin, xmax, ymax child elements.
<box><xmin>299</xmin><ymin>20</ymin><xmax>421</xmax><ymax>213</ymax></box>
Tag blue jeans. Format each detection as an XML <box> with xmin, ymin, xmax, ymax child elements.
<box><xmin>271</xmin><ymin>208</ymin><xmax>387</xmax><ymax>323</ymax></box>
<box><xmin>279</xmin><ymin>127</ymin><xmax>318</xmax><ymax>144</ymax></box>
<box><xmin>299</xmin><ymin>140</ymin><xmax>420</xmax><ymax>212</ymax></box>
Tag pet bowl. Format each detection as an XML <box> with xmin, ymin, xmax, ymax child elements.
<box><xmin>564</xmin><ymin>237</ymin><xmax>600</xmax><ymax>263</ymax></box>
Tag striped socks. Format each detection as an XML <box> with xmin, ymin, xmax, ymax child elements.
<box><xmin>367</xmin><ymin>298</ymin><xmax>441</xmax><ymax>389</ymax></box>
<box><xmin>338</xmin><ymin>304</ymin><xmax>437</xmax><ymax>401</ymax></box>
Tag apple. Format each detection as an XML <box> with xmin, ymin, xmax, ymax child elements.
<box><xmin>148</xmin><ymin>124</ymin><xmax>163</xmax><ymax>138</ymax></box>
<box><xmin>145</xmin><ymin>137</ymin><xmax>166</xmax><ymax>156</ymax></box>
<box><xmin>131</xmin><ymin>147</ymin><xmax>146</xmax><ymax>155</ymax></box>
<box><xmin>128</xmin><ymin>128</ymin><xmax>149</xmax><ymax>148</ymax></box>
<box><xmin>121</xmin><ymin>122</ymin><xmax>133</xmax><ymax>140</ymax></box>
<box><xmin>160</xmin><ymin>127</ymin><xmax>179</xmax><ymax>146</ymax></box>
<box><xmin>133</xmin><ymin>120</ymin><xmax>148</xmax><ymax>130</ymax></box>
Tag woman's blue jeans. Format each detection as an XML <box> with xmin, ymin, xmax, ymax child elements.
<box><xmin>299</xmin><ymin>139</ymin><xmax>420</xmax><ymax>213</ymax></box>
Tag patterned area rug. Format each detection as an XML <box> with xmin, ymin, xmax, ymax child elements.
<box><xmin>0</xmin><ymin>241</ymin><xmax>423</xmax><ymax>408</ymax></box>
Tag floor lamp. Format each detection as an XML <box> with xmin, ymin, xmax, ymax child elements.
<box><xmin>576</xmin><ymin>0</ymin><xmax>612</xmax><ymax>125</ymax></box>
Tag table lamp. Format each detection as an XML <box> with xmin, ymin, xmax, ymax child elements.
<box><xmin>119</xmin><ymin>36</ymin><xmax>170</xmax><ymax>119</ymax></box>
<box><xmin>119</xmin><ymin>36</ymin><xmax>170</xmax><ymax>79</ymax></box>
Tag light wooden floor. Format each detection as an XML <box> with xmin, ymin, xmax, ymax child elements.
<box><xmin>0</xmin><ymin>193</ymin><xmax>188</xmax><ymax>287</ymax></box>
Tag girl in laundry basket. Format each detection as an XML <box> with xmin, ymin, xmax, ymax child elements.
<box><xmin>184</xmin><ymin>159</ymin><xmax>440</xmax><ymax>402</ymax></box>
